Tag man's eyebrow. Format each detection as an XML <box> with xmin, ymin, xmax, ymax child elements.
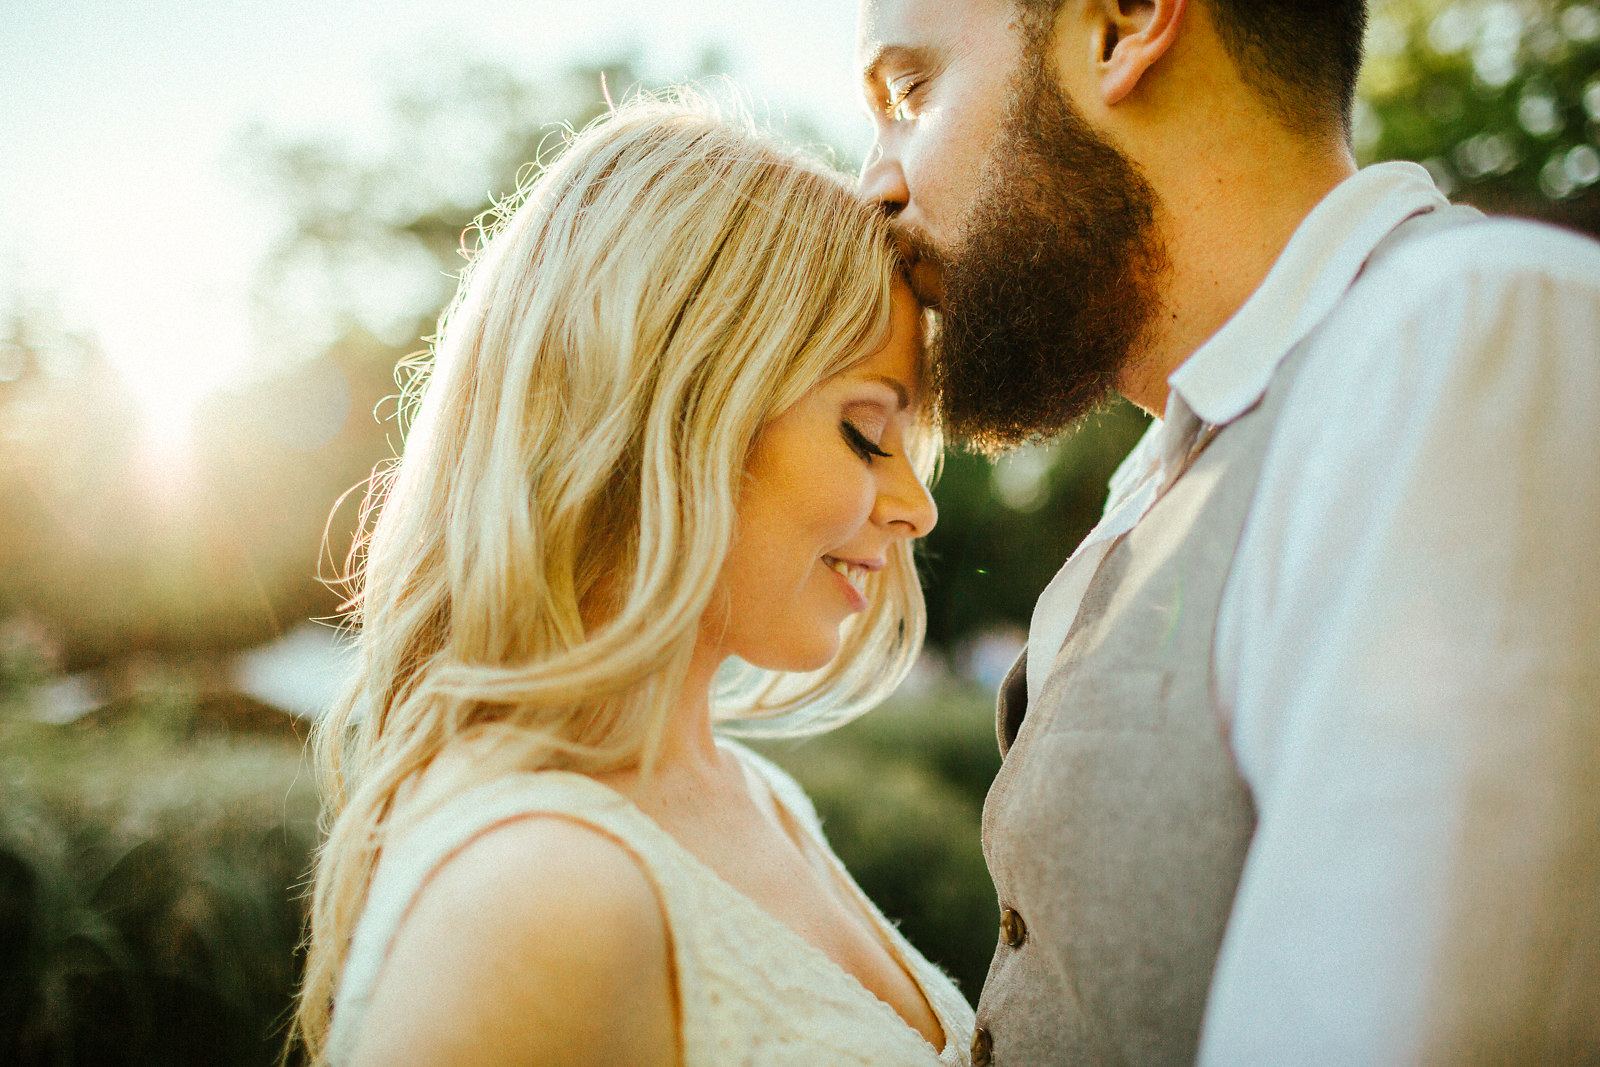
<box><xmin>860</xmin><ymin>43</ymin><xmax>937</xmax><ymax>91</ymax></box>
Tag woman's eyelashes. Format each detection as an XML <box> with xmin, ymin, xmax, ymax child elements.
<box><xmin>841</xmin><ymin>420</ymin><xmax>893</xmax><ymax>461</ymax></box>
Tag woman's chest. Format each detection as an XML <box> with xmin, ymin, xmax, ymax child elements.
<box><xmin>659</xmin><ymin>800</ymin><xmax>947</xmax><ymax>1051</ymax></box>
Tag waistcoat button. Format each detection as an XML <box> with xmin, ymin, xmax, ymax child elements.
<box><xmin>1000</xmin><ymin>906</ymin><xmax>1027</xmax><ymax>948</ymax></box>
<box><xmin>971</xmin><ymin>1025</ymin><xmax>993</xmax><ymax>1066</ymax></box>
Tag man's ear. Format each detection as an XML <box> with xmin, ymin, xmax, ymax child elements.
<box><xmin>1093</xmin><ymin>0</ymin><xmax>1187</xmax><ymax>106</ymax></box>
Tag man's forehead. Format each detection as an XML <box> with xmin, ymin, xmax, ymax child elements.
<box><xmin>856</xmin><ymin>0</ymin><xmax>986</xmax><ymax>66</ymax></box>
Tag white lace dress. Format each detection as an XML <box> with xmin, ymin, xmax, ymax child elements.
<box><xmin>327</xmin><ymin>742</ymin><xmax>975</xmax><ymax>1065</ymax></box>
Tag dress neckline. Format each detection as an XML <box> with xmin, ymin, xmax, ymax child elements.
<box><xmin>541</xmin><ymin>745</ymin><xmax>951</xmax><ymax>1058</ymax></box>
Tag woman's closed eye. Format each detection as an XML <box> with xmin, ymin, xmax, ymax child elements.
<box><xmin>841</xmin><ymin>420</ymin><xmax>893</xmax><ymax>461</ymax></box>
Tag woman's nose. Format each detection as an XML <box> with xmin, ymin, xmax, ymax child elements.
<box><xmin>875</xmin><ymin>456</ymin><xmax>938</xmax><ymax>539</ymax></box>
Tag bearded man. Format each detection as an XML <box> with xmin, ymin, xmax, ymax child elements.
<box><xmin>856</xmin><ymin>0</ymin><xmax>1600</xmax><ymax>1062</ymax></box>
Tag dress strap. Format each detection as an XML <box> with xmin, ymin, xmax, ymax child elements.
<box><xmin>326</xmin><ymin>771</ymin><xmax>658</xmax><ymax>1064</ymax></box>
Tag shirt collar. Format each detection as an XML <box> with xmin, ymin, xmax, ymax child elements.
<box><xmin>1166</xmin><ymin>160</ymin><xmax>1451</xmax><ymax>428</ymax></box>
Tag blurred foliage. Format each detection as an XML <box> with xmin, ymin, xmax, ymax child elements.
<box><xmin>0</xmin><ymin>696</ymin><xmax>315</xmax><ymax>1066</ymax></box>
<box><xmin>1361</xmin><ymin>0</ymin><xmax>1600</xmax><ymax>233</ymax></box>
<box><xmin>920</xmin><ymin>403</ymin><xmax>1150</xmax><ymax>650</ymax></box>
<box><xmin>0</xmin><ymin>617</ymin><xmax>51</xmax><ymax>719</ymax></box>
<box><xmin>241</xmin><ymin>49</ymin><xmax>823</xmax><ymax>363</ymax></box>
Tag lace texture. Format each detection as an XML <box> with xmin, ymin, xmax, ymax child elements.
<box><xmin>328</xmin><ymin>743</ymin><xmax>974</xmax><ymax>1066</ymax></box>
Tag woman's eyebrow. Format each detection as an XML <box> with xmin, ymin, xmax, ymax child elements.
<box><xmin>856</xmin><ymin>374</ymin><xmax>912</xmax><ymax>411</ymax></box>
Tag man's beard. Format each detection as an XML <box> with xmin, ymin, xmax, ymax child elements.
<box><xmin>920</xmin><ymin>49</ymin><xmax>1167</xmax><ymax>455</ymax></box>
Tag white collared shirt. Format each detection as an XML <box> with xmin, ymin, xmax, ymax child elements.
<box><xmin>1026</xmin><ymin>161</ymin><xmax>1600</xmax><ymax>1060</ymax></box>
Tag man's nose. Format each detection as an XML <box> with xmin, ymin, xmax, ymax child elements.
<box><xmin>857</xmin><ymin>144</ymin><xmax>909</xmax><ymax>217</ymax></box>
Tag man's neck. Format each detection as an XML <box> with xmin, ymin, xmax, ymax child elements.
<box><xmin>1117</xmin><ymin>138</ymin><xmax>1357</xmax><ymax>418</ymax></box>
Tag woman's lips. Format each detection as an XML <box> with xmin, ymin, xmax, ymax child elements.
<box><xmin>822</xmin><ymin>555</ymin><xmax>871</xmax><ymax>611</ymax></box>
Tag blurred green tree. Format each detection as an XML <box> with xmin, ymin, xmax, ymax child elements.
<box><xmin>242</xmin><ymin>49</ymin><xmax>819</xmax><ymax>366</ymax></box>
<box><xmin>919</xmin><ymin>405</ymin><xmax>1150</xmax><ymax>652</ymax></box>
<box><xmin>1361</xmin><ymin>0</ymin><xmax>1600</xmax><ymax>233</ymax></box>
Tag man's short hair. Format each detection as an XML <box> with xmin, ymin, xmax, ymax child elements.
<box><xmin>1013</xmin><ymin>0</ymin><xmax>1368</xmax><ymax>138</ymax></box>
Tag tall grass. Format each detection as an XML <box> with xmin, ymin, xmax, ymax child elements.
<box><xmin>0</xmin><ymin>692</ymin><xmax>316</xmax><ymax>1066</ymax></box>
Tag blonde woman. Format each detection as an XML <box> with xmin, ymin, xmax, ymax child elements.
<box><xmin>292</xmin><ymin>96</ymin><xmax>975</xmax><ymax>1066</ymax></box>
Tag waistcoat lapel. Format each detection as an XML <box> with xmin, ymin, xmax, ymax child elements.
<box><xmin>974</xmin><ymin>376</ymin><xmax>1280</xmax><ymax>1064</ymax></box>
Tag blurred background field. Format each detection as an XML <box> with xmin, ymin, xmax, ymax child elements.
<box><xmin>3</xmin><ymin>0</ymin><xmax>1599</xmax><ymax>1061</ymax></box>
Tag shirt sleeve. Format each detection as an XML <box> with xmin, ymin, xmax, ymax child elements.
<box><xmin>1202</xmin><ymin>224</ymin><xmax>1600</xmax><ymax>1063</ymax></box>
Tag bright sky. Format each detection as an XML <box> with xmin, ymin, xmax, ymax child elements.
<box><xmin>0</xmin><ymin>0</ymin><xmax>870</xmax><ymax>438</ymax></box>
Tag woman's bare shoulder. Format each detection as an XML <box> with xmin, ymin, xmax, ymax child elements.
<box><xmin>349</xmin><ymin>814</ymin><xmax>677</xmax><ymax>1067</ymax></box>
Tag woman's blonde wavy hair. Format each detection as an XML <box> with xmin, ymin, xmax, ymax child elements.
<box><xmin>292</xmin><ymin>92</ymin><xmax>939</xmax><ymax>1062</ymax></box>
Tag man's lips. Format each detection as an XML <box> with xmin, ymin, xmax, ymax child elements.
<box><xmin>889</xmin><ymin>225</ymin><xmax>946</xmax><ymax>309</ymax></box>
<box><xmin>906</xmin><ymin>255</ymin><xmax>945</xmax><ymax>309</ymax></box>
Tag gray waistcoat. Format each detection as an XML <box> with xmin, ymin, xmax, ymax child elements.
<box><xmin>973</xmin><ymin>207</ymin><xmax>1479</xmax><ymax>1066</ymax></box>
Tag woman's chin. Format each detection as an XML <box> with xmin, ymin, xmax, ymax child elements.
<box><xmin>743</xmin><ymin>632</ymin><xmax>842</xmax><ymax>675</ymax></box>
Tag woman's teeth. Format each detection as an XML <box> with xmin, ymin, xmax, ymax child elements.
<box><xmin>825</xmin><ymin>557</ymin><xmax>869</xmax><ymax>595</ymax></box>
